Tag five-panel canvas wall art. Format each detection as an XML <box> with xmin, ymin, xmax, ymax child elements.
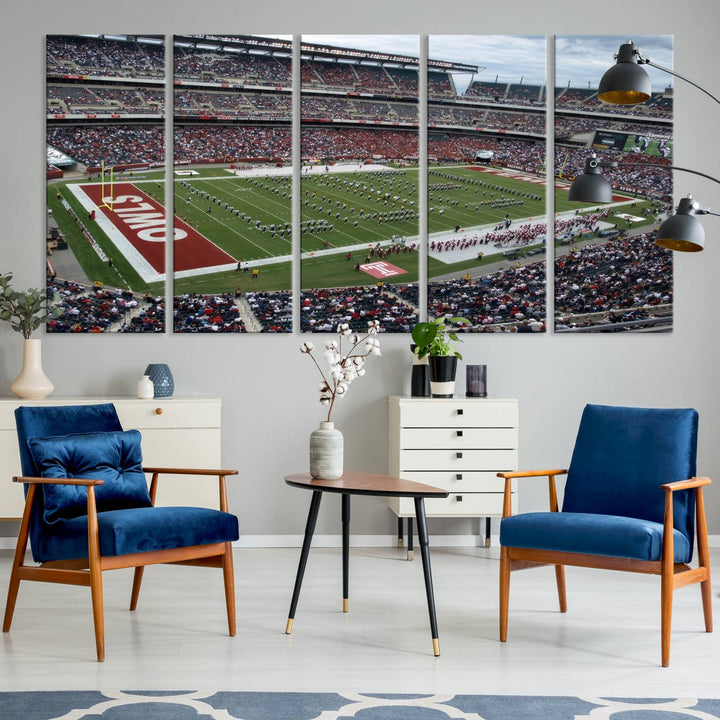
<box><xmin>45</xmin><ymin>34</ymin><xmax>674</xmax><ymax>333</ymax></box>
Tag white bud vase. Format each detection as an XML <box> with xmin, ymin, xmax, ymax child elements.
<box><xmin>309</xmin><ymin>421</ymin><xmax>344</xmax><ymax>480</ymax></box>
<box><xmin>136</xmin><ymin>374</ymin><xmax>154</xmax><ymax>399</ymax></box>
<box><xmin>10</xmin><ymin>338</ymin><xmax>54</xmax><ymax>400</ymax></box>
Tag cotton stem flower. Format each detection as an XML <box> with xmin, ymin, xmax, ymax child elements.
<box><xmin>300</xmin><ymin>321</ymin><xmax>381</xmax><ymax>422</ymax></box>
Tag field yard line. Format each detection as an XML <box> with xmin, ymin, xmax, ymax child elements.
<box><xmin>195</xmin><ymin>209</ymin><xmax>280</xmax><ymax>260</ymax></box>
<box><xmin>204</xmin><ymin>178</ymin><xmax>291</xmax><ymax>218</ymax></box>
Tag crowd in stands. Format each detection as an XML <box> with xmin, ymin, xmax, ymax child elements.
<box><xmin>47</xmin><ymin>35</ymin><xmax>164</xmax><ymax>79</ymax></box>
<box><xmin>554</xmin><ymin>233</ymin><xmax>672</xmax><ymax>326</ymax></box>
<box><xmin>47</xmin><ymin>85</ymin><xmax>163</xmax><ymax>115</ymax></box>
<box><xmin>47</xmin><ymin>278</ymin><xmax>165</xmax><ymax>333</ymax></box>
<box><xmin>245</xmin><ymin>291</ymin><xmax>292</xmax><ymax>332</ymax></box>
<box><xmin>174</xmin><ymin>126</ymin><xmax>290</xmax><ymax>163</ymax></box>
<box><xmin>174</xmin><ymin>47</ymin><xmax>291</xmax><ymax>86</ymax></box>
<box><xmin>424</xmin><ymin>230</ymin><xmax>671</xmax><ymax>332</ymax></box>
<box><xmin>47</xmin><ymin>125</ymin><xmax>164</xmax><ymax>167</ymax></box>
<box><xmin>301</xmin><ymin>285</ymin><xmax>418</xmax><ymax>332</ymax></box>
<box><xmin>173</xmin><ymin>294</ymin><xmax>246</xmax><ymax>332</ymax></box>
<box><xmin>429</xmin><ymin>266</ymin><xmax>546</xmax><ymax>330</ymax></box>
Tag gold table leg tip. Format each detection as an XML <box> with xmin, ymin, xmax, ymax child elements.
<box><xmin>343</xmin><ymin>598</ymin><xmax>349</xmax><ymax>613</ymax></box>
<box><xmin>407</xmin><ymin>550</ymin><xmax>414</xmax><ymax>561</ymax></box>
<box><xmin>432</xmin><ymin>638</ymin><xmax>440</xmax><ymax>656</ymax></box>
<box><xmin>285</xmin><ymin>618</ymin><xmax>294</xmax><ymax>634</ymax></box>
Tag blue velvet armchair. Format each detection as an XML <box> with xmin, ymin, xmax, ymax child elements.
<box><xmin>498</xmin><ymin>404</ymin><xmax>712</xmax><ymax>667</ymax></box>
<box><xmin>3</xmin><ymin>403</ymin><xmax>239</xmax><ymax>661</ymax></box>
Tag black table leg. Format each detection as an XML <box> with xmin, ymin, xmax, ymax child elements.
<box><xmin>414</xmin><ymin>496</ymin><xmax>440</xmax><ymax>656</ymax></box>
<box><xmin>286</xmin><ymin>490</ymin><xmax>323</xmax><ymax>634</ymax></box>
<box><xmin>407</xmin><ymin>516</ymin><xmax>414</xmax><ymax>561</ymax></box>
<box><xmin>342</xmin><ymin>493</ymin><xmax>350</xmax><ymax>612</ymax></box>
<box><xmin>397</xmin><ymin>517</ymin><xmax>404</xmax><ymax>548</ymax></box>
<box><xmin>485</xmin><ymin>516</ymin><xmax>492</xmax><ymax>548</ymax></box>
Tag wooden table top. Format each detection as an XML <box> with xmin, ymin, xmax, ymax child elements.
<box><xmin>285</xmin><ymin>471</ymin><xmax>449</xmax><ymax>499</ymax></box>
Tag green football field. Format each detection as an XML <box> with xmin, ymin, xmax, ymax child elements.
<box><xmin>47</xmin><ymin>163</ymin><xmax>653</xmax><ymax>296</ymax></box>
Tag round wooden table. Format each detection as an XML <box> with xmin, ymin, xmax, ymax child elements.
<box><xmin>284</xmin><ymin>471</ymin><xmax>449</xmax><ymax>656</ymax></box>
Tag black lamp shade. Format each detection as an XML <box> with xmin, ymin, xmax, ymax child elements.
<box><xmin>656</xmin><ymin>214</ymin><xmax>706</xmax><ymax>252</ymax></box>
<box><xmin>655</xmin><ymin>196</ymin><xmax>706</xmax><ymax>252</ymax></box>
<box><xmin>598</xmin><ymin>42</ymin><xmax>652</xmax><ymax>105</ymax></box>
<box><xmin>568</xmin><ymin>159</ymin><xmax>612</xmax><ymax>203</ymax></box>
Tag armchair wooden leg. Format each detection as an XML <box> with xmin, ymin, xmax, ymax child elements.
<box><xmin>3</xmin><ymin>571</ymin><xmax>20</xmax><ymax>634</ymax></box>
<box><xmin>660</xmin><ymin>569</ymin><xmax>672</xmax><ymax>668</ymax></box>
<box><xmin>89</xmin><ymin>565</ymin><xmax>105</xmax><ymax>662</ymax></box>
<box><xmin>499</xmin><ymin>546</ymin><xmax>510</xmax><ymax>642</ymax></box>
<box><xmin>555</xmin><ymin>565</ymin><xmax>567</xmax><ymax>613</ymax></box>
<box><xmin>222</xmin><ymin>542</ymin><xmax>236</xmax><ymax>637</ymax></box>
<box><xmin>695</xmin><ymin>487</ymin><xmax>713</xmax><ymax>633</ymax></box>
<box><xmin>87</xmin><ymin>488</ymin><xmax>105</xmax><ymax>662</ymax></box>
<box><xmin>130</xmin><ymin>567</ymin><xmax>144</xmax><ymax>611</ymax></box>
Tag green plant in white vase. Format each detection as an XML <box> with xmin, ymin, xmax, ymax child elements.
<box><xmin>0</xmin><ymin>272</ymin><xmax>56</xmax><ymax>399</ymax></box>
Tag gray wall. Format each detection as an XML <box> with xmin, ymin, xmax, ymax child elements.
<box><xmin>2</xmin><ymin>0</ymin><xmax>719</xmax><ymax>538</ymax></box>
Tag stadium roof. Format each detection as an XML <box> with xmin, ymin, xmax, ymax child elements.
<box><xmin>175</xmin><ymin>34</ymin><xmax>293</xmax><ymax>57</ymax></box>
<box><xmin>176</xmin><ymin>34</ymin><xmax>477</xmax><ymax>73</ymax></box>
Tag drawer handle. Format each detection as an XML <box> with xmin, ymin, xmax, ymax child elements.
<box><xmin>455</xmin><ymin>495</ymin><xmax>463</xmax><ymax>502</ymax></box>
<box><xmin>456</xmin><ymin>473</ymin><xmax>463</xmax><ymax>481</ymax></box>
<box><xmin>155</xmin><ymin>407</ymin><xmax>163</xmax><ymax>415</ymax></box>
<box><xmin>457</xmin><ymin>408</ymin><xmax>464</xmax><ymax>416</ymax></box>
<box><xmin>456</xmin><ymin>430</ymin><xmax>463</xmax><ymax>437</ymax></box>
<box><xmin>456</xmin><ymin>452</ymin><xmax>463</xmax><ymax>459</ymax></box>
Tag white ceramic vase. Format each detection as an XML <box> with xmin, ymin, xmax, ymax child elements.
<box><xmin>309</xmin><ymin>421</ymin><xmax>344</xmax><ymax>479</ymax></box>
<box><xmin>10</xmin><ymin>338</ymin><xmax>54</xmax><ymax>400</ymax></box>
<box><xmin>136</xmin><ymin>374</ymin><xmax>154</xmax><ymax>399</ymax></box>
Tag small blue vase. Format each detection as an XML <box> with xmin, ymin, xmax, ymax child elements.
<box><xmin>144</xmin><ymin>363</ymin><xmax>174</xmax><ymax>398</ymax></box>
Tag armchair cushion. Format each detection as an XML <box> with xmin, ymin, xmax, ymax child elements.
<box><xmin>28</xmin><ymin>430</ymin><xmax>152</xmax><ymax>525</ymax></box>
<box><xmin>34</xmin><ymin>506</ymin><xmax>240</xmax><ymax>563</ymax></box>
<box><xmin>500</xmin><ymin>511</ymin><xmax>692</xmax><ymax>563</ymax></box>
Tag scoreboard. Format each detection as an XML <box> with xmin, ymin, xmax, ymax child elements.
<box><xmin>591</xmin><ymin>130</ymin><xmax>629</xmax><ymax>151</ymax></box>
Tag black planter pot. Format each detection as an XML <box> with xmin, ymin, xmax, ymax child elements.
<box><xmin>410</xmin><ymin>343</ymin><xmax>430</xmax><ymax>397</ymax></box>
<box><xmin>428</xmin><ymin>355</ymin><xmax>458</xmax><ymax>398</ymax></box>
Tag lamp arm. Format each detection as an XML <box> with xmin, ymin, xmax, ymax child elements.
<box><xmin>642</xmin><ymin>59</ymin><xmax>720</xmax><ymax>106</ymax></box>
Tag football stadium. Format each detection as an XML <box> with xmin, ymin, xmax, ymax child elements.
<box><xmin>45</xmin><ymin>34</ymin><xmax>673</xmax><ymax>333</ymax></box>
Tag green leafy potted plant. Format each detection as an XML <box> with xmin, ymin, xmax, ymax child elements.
<box><xmin>411</xmin><ymin>316</ymin><xmax>469</xmax><ymax>397</ymax></box>
<box><xmin>0</xmin><ymin>272</ymin><xmax>55</xmax><ymax>399</ymax></box>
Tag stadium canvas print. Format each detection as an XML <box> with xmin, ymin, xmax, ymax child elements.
<box><xmin>172</xmin><ymin>35</ymin><xmax>293</xmax><ymax>333</ymax></box>
<box><xmin>300</xmin><ymin>35</ymin><xmax>421</xmax><ymax>333</ymax></box>
<box><xmin>427</xmin><ymin>35</ymin><xmax>547</xmax><ymax>333</ymax></box>
<box><xmin>46</xmin><ymin>34</ymin><xmax>166</xmax><ymax>332</ymax></box>
<box><xmin>554</xmin><ymin>35</ymin><xmax>674</xmax><ymax>332</ymax></box>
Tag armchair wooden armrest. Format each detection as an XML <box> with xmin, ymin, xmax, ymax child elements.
<box><xmin>13</xmin><ymin>475</ymin><xmax>104</xmax><ymax>486</ymax></box>
<box><xmin>497</xmin><ymin>469</ymin><xmax>569</xmax><ymax>518</ymax></box>
<box><xmin>660</xmin><ymin>476</ymin><xmax>712</xmax><ymax>593</ymax></box>
<box><xmin>142</xmin><ymin>467</ymin><xmax>238</xmax><ymax>477</ymax></box>
<box><xmin>661</xmin><ymin>476</ymin><xmax>712</xmax><ymax>492</ymax></box>
<box><xmin>142</xmin><ymin>468</ymin><xmax>238</xmax><ymax>512</ymax></box>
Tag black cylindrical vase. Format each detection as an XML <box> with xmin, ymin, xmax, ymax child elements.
<box><xmin>411</xmin><ymin>364</ymin><xmax>430</xmax><ymax>397</ymax></box>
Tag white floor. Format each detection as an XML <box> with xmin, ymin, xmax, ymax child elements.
<box><xmin>0</xmin><ymin>545</ymin><xmax>718</xmax><ymax>697</ymax></box>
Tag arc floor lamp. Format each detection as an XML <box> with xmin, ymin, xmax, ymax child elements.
<box><xmin>568</xmin><ymin>40</ymin><xmax>720</xmax><ymax>252</ymax></box>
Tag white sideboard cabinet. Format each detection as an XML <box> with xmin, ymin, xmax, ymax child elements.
<box><xmin>388</xmin><ymin>395</ymin><xmax>519</xmax><ymax>554</ymax></box>
<box><xmin>0</xmin><ymin>396</ymin><xmax>222</xmax><ymax>520</ymax></box>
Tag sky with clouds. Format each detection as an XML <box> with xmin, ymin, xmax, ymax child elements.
<box><xmin>300</xmin><ymin>34</ymin><xmax>673</xmax><ymax>93</ymax></box>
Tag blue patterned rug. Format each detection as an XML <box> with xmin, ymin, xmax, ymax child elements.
<box><xmin>2</xmin><ymin>692</ymin><xmax>720</xmax><ymax>720</ymax></box>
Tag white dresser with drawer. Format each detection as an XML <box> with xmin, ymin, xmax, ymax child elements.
<box><xmin>388</xmin><ymin>394</ymin><xmax>519</xmax><ymax>550</ymax></box>
<box><xmin>0</xmin><ymin>396</ymin><xmax>222</xmax><ymax>519</ymax></box>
